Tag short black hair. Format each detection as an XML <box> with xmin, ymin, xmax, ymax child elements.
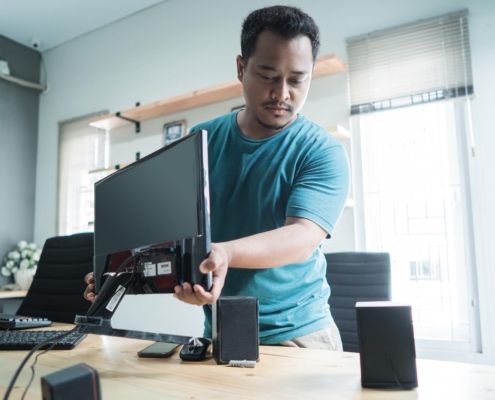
<box><xmin>241</xmin><ymin>5</ymin><xmax>320</xmax><ymax>65</ymax></box>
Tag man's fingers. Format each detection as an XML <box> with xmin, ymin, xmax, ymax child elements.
<box><xmin>173</xmin><ymin>284</ymin><xmax>204</xmax><ymax>306</ymax></box>
<box><xmin>83</xmin><ymin>287</ymin><xmax>96</xmax><ymax>302</ymax></box>
<box><xmin>208</xmin><ymin>281</ymin><xmax>223</xmax><ymax>303</ymax></box>
<box><xmin>173</xmin><ymin>283</ymin><xmax>219</xmax><ymax>305</ymax></box>
<box><xmin>182</xmin><ymin>282</ymin><xmax>194</xmax><ymax>297</ymax></box>
<box><xmin>84</xmin><ymin>273</ymin><xmax>94</xmax><ymax>284</ymax></box>
<box><xmin>173</xmin><ymin>285</ymin><xmax>185</xmax><ymax>300</ymax></box>
<box><xmin>83</xmin><ymin>272</ymin><xmax>96</xmax><ymax>302</ymax></box>
<box><xmin>192</xmin><ymin>285</ymin><xmax>215</xmax><ymax>304</ymax></box>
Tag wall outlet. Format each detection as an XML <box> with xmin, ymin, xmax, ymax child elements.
<box><xmin>0</xmin><ymin>60</ymin><xmax>10</xmax><ymax>75</ymax></box>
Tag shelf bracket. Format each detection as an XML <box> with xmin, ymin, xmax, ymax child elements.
<box><xmin>115</xmin><ymin>112</ymin><xmax>140</xmax><ymax>133</ymax></box>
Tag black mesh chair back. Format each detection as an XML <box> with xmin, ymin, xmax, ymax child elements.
<box><xmin>16</xmin><ymin>233</ymin><xmax>94</xmax><ymax>323</ymax></box>
<box><xmin>325</xmin><ymin>252</ymin><xmax>391</xmax><ymax>352</ymax></box>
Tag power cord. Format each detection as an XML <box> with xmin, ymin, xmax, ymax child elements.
<box><xmin>21</xmin><ymin>342</ymin><xmax>57</xmax><ymax>400</ymax></box>
<box><xmin>3</xmin><ymin>326</ymin><xmax>80</xmax><ymax>400</ymax></box>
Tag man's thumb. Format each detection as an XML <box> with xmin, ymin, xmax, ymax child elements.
<box><xmin>199</xmin><ymin>259</ymin><xmax>214</xmax><ymax>273</ymax></box>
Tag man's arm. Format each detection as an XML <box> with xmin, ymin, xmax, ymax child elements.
<box><xmin>173</xmin><ymin>216</ymin><xmax>327</xmax><ymax>306</ymax></box>
<box><xmin>224</xmin><ymin>216</ymin><xmax>327</xmax><ymax>268</ymax></box>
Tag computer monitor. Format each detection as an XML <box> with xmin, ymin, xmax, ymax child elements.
<box><xmin>75</xmin><ymin>129</ymin><xmax>212</xmax><ymax>344</ymax></box>
<box><xmin>93</xmin><ymin>128</ymin><xmax>211</xmax><ymax>293</ymax></box>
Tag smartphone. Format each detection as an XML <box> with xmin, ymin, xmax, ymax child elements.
<box><xmin>137</xmin><ymin>342</ymin><xmax>181</xmax><ymax>358</ymax></box>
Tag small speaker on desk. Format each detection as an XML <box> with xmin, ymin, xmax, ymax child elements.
<box><xmin>212</xmin><ymin>296</ymin><xmax>259</xmax><ymax>364</ymax></box>
<box><xmin>356</xmin><ymin>301</ymin><xmax>418</xmax><ymax>389</ymax></box>
<box><xmin>41</xmin><ymin>363</ymin><xmax>102</xmax><ymax>400</ymax></box>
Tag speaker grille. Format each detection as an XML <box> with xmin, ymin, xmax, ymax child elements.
<box><xmin>213</xmin><ymin>297</ymin><xmax>259</xmax><ymax>364</ymax></box>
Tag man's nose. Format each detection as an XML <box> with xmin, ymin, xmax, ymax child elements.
<box><xmin>271</xmin><ymin>80</ymin><xmax>290</xmax><ymax>101</ymax></box>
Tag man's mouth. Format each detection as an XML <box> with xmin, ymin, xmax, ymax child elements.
<box><xmin>265</xmin><ymin>106</ymin><xmax>289</xmax><ymax>116</ymax></box>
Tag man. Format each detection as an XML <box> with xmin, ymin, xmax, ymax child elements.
<box><xmin>85</xmin><ymin>5</ymin><xmax>349</xmax><ymax>350</ymax></box>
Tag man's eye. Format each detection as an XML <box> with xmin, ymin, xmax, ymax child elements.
<box><xmin>259</xmin><ymin>74</ymin><xmax>273</xmax><ymax>80</ymax></box>
<box><xmin>291</xmin><ymin>80</ymin><xmax>303</xmax><ymax>84</ymax></box>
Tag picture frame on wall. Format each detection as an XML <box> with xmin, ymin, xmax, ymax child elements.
<box><xmin>163</xmin><ymin>120</ymin><xmax>187</xmax><ymax>147</ymax></box>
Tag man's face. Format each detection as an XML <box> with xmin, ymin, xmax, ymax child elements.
<box><xmin>237</xmin><ymin>30</ymin><xmax>313</xmax><ymax>134</ymax></box>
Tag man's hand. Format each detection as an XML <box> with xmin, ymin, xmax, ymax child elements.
<box><xmin>173</xmin><ymin>242</ymin><xmax>230</xmax><ymax>306</ymax></box>
<box><xmin>83</xmin><ymin>272</ymin><xmax>97</xmax><ymax>302</ymax></box>
<box><xmin>174</xmin><ymin>217</ymin><xmax>326</xmax><ymax>306</ymax></box>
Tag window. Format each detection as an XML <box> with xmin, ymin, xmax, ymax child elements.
<box><xmin>409</xmin><ymin>259</ymin><xmax>440</xmax><ymax>281</ymax></box>
<box><xmin>57</xmin><ymin>116</ymin><xmax>109</xmax><ymax>236</ymax></box>
<box><xmin>347</xmin><ymin>10</ymin><xmax>479</xmax><ymax>351</ymax></box>
<box><xmin>358</xmin><ymin>100</ymin><xmax>475</xmax><ymax>345</ymax></box>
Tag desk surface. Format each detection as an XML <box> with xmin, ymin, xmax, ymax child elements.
<box><xmin>0</xmin><ymin>290</ymin><xmax>27</xmax><ymax>300</ymax></box>
<box><xmin>1</xmin><ymin>324</ymin><xmax>495</xmax><ymax>400</ymax></box>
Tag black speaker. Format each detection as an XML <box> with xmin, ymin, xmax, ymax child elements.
<box><xmin>41</xmin><ymin>363</ymin><xmax>102</xmax><ymax>400</ymax></box>
<box><xmin>356</xmin><ymin>301</ymin><xmax>418</xmax><ymax>389</ymax></box>
<box><xmin>212</xmin><ymin>296</ymin><xmax>259</xmax><ymax>364</ymax></box>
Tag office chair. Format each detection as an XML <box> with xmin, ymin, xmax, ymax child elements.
<box><xmin>325</xmin><ymin>252</ymin><xmax>391</xmax><ymax>352</ymax></box>
<box><xmin>16</xmin><ymin>232</ymin><xmax>94</xmax><ymax>323</ymax></box>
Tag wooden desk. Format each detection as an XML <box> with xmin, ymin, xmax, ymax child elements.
<box><xmin>1</xmin><ymin>324</ymin><xmax>494</xmax><ymax>399</ymax></box>
<box><xmin>0</xmin><ymin>290</ymin><xmax>27</xmax><ymax>314</ymax></box>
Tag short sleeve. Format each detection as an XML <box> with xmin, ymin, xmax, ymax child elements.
<box><xmin>286</xmin><ymin>142</ymin><xmax>350</xmax><ymax>237</ymax></box>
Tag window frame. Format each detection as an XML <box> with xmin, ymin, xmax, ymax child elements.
<box><xmin>56</xmin><ymin>111</ymin><xmax>108</xmax><ymax>237</ymax></box>
<box><xmin>350</xmin><ymin>97</ymin><xmax>482</xmax><ymax>359</ymax></box>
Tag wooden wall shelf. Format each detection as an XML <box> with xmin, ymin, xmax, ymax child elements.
<box><xmin>89</xmin><ymin>53</ymin><xmax>346</xmax><ymax>131</ymax></box>
<box><xmin>326</xmin><ymin>125</ymin><xmax>350</xmax><ymax>141</ymax></box>
<box><xmin>0</xmin><ymin>290</ymin><xmax>28</xmax><ymax>300</ymax></box>
<box><xmin>90</xmin><ymin>125</ymin><xmax>351</xmax><ymax>175</ymax></box>
<box><xmin>89</xmin><ymin>162</ymin><xmax>132</xmax><ymax>174</ymax></box>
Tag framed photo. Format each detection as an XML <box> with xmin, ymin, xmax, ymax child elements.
<box><xmin>163</xmin><ymin>120</ymin><xmax>186</xmax><ymax>147</ymax></box>
<box><xmin>231</xmin><ymin>104</ymin><xmax>245</xmax><ymax>113</ymax></box>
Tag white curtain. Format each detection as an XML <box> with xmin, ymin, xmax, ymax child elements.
<box><xmin>58</xmin><ymin>117</ymin><xmax>108</xmax><ymax>235</ymax></box>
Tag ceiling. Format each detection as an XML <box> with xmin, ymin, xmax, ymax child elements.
<box><xmin>0</xmin><ymin>0</ymin><xmax>167</xmax><ymax>52</ymax></box>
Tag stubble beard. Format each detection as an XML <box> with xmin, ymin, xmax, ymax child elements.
<box><xmin>254</xmin><ymin>114</ymin><xmax>295</xmax><ymax>131</ymax></box>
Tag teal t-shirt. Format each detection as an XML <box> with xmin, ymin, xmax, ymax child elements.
<box><xmin>190</xmin><ymin>111</ymin><xmax>349</xmax><ymax>344</ymax></box>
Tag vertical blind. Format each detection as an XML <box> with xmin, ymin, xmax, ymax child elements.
<box><xmin>346</xmin><ymin>9</ymin><xmax>473</xmax><ymax>115</ymax></box>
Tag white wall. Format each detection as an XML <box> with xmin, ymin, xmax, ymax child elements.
<box><xmin>35</xmin><ymin>0</ymin><xmax>495</xmax><ymax>362</ymax></box>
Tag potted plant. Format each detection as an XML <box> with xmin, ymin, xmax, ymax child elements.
<box><xmin>1</xmin><ymin>241</ymin><xmax>41</xmax><ymax>290</ymax></box>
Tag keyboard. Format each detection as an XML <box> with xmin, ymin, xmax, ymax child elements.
<box><xmin>0</xmin><ymin>314</ymin><xmax>52</xmax><ymax>330</ymax></box>
<box><xmin>0</xmin><ymin>330</ymin><xmax>87</xmax><ymax>350</ymax></box>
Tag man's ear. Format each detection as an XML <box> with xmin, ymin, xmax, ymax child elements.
<box><xmin>236</xmin><ymin>55</ymin><xmax>244</xmax><ymax>82</ymax></box>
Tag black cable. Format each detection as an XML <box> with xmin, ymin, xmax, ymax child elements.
<box><xmin>3</xmin><ymin>326</ymin><xmax>80</xmax><ymax>400</ymax></box>
<box><xmin>5</xmin><ymin>246</ymin><xmax>170</xmax><ymax>400</ymax></box>
<box><xmin>90</xmin><ymin>246</ymin><xmax>169</xmax><ymax>306</ymax></box>
<box><xmin>385</xmin><ymin>352</ymin><xmax>404</xmax><ymax>389</ymax></box>
<box><xmin>20</xmin><ymin>342</ymin><xmax>56</xmax><ymax>400</ymax></box>
<box><xmin>83</xmin><ymin>252</ymin><xmax>141</xmax><ymax>314</ymax></box>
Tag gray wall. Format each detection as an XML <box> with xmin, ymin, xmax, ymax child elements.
<box><xmin>0</xmin><ymin>35</ymin><xmax>40</xmax><ymax>285</ymax></box>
